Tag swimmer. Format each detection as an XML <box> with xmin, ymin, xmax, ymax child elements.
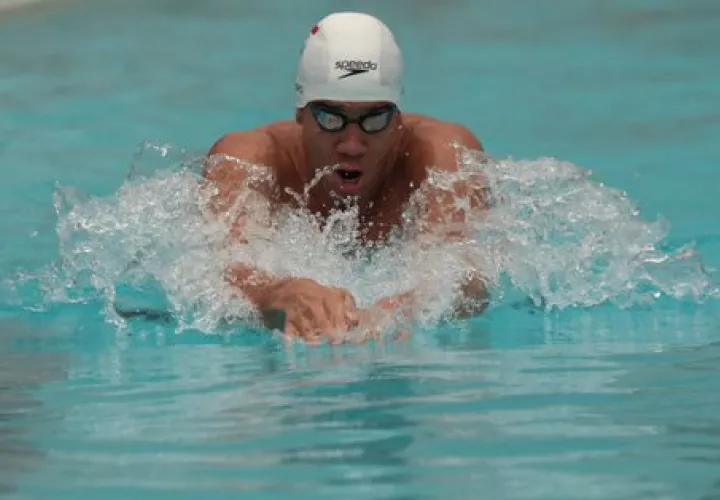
<box><xmin>204</xmin><ymin>12</ymin><xmax>490</xmax><ymax>343</ymax></box>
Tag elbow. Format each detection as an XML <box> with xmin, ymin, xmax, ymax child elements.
<box><xmin>453</xmin><ymin>274</ymin><xmax>490</xmax><ymax>319</ymax></box>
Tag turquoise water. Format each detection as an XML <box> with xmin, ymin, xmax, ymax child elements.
<box><xmin>2</xmin><ymin>1</ymin><xmax>720</xmax><ymax>498</ymax></box>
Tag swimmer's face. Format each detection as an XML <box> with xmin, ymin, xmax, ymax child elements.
<box><xmin>296</xmin><ymin>100</ymin><xmax>403</xmax><ymax>200</ymax></box>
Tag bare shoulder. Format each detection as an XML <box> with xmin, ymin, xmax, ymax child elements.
<box><xmin>203</xmin><ymin>121</ymin><xmax>300</xmax><ymax>181</ymax></box>
<box><xmin>402</xmin><ymin>115</ymin><xmax>491</xmax><ymax>218</ymax></box>
<box><xmin>207</xmin><ymin>121</ymin><xmax>296</xmax><ymax>164</ymax></box>
<box><xmin>203</xmin><ymin>122</ymin><xmax>300</xmax><ymax>214</ymax></box>
<box><xmin>405</xmin><ymin>114</ymin><xmax>483</xmax><ymax>150</ymax></box>
<box><xmin>402</xmin><ymin>114</ymin><xmax>484</xmax><ymax>174</ymax></box>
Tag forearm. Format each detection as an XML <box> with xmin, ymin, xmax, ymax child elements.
<box><xmin>378</xmin><ymin>271</ymin><xmax>489</xmax><ymax>320</ymax></box>
<box><xmin>224</xmin><ymin>264</ymin><xmax>357</xmax><ymax>337</ymax></box>
<box><xmin>224</xmin><ymin>263</ymin><xmax>285</xmax><ymax>307</ymax></box>
<box><xmin>453</xmin><ymin>271</ymin><xmax>490</xmax><ymax>318</ymax></box>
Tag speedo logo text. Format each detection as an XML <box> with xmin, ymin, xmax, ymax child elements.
<box><xmin>335</xmin><ymin>60</ymin><xmax>378</xmax><ymax>79</ymax></box>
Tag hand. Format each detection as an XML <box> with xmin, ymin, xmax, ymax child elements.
<box><xmin>372</xmin><ymin>291</ymin><xmax>416</xmax><ymax>318</ymax></box>
<box><xmin>349</xmin><ymin>294</ymin><xmax>415</xmax><ymax>344</ymax></box>
<box><xmin>256</xmin><ymin>278</ymin><xmax>359</xmax><ymax>344</ymax></box>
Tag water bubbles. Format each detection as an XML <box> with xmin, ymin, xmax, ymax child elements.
<box><xmin>7</xmin><ymin>141</ymin><xmax>717</xmax><ymax>335</ymax></box>
<box><xmin>473</xmin><ymin>155</ymin><xmax>718</xmax><ymax>309</ymax></box>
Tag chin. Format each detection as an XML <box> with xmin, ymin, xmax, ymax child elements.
<box><xmin>330</xmin><ymin>186</ymin><xmax>364</xmax><ymax>203</ymax></box>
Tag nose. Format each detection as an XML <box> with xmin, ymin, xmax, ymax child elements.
<box><xmin>335</xmin><ymin>125</ymin><xmax>367</xmax><ymax>157</ymax></box>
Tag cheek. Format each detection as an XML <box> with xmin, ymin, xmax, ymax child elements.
<box><xmin>312</xmin><ymin>137</ymin><xmax>336</xmax><ymax>157</ymax></box>
<box><xmin>303</xmin><ymin>133</ymin><xmax>337</xmax><ymax>167</ymax></box>
<box><xmin>366</xmin><ymin>132</ymin><xmax>396</xmax><ymax>159</ymax></box>
<box><xmin>303</xmin><ymin>125</ymin><xmax>327</xmax><ymax>148</ymax></box>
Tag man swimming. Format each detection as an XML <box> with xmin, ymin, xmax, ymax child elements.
<box><xmin>203</xmin><ymin>12</ymin><xmax>489</xmax><ymax>343</ymax></box>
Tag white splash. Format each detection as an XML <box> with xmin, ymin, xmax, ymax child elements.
<box><xmin>6</xmin><ymin>142</ymin><xmax>717</xmax><ymax>336</ymax></box>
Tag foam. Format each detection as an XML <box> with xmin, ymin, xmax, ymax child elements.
<box><xmin>3</xmin><ymin>141</ymin><xmax>717</xmax><ymax>337</ymax></box>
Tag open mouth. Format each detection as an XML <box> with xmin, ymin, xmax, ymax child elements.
<box><xmin>336</xmin><ymin>169</ymin><xmax>363</xmax><ymax>182</ymax></box>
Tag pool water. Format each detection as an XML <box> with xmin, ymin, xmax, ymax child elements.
<box><xmin>1</xmin><ymin>1</ymin><xmax>720</xmax><ymax>498</ymax></box>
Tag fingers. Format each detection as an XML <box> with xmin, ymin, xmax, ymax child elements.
<box><xmin>339</xmin><ymin>288</ymin><xmax>361</xmax><ymax>328</ymax></box>
<box><xmin>283</xmin><ymin>312</ymin><xmax>362</xmax><ymax>346</ymax></box>
<box><xmin>332</xmin><ymin>287</ymin><xmax>356</xmax><ymax>308</ymax></box>
<box><xmin>345</xmin><ymin>310</ymin><xmax>360</xmax><ymax>329</ymax></box>
<box><xmin>322</xmin><ymin>297</ymin><xmax>356</xmax><ymax>334</ymax></box>
<box><xmin>284</xmin><ymin>319</ymin><xmax>322</xmax><ymax>346</ymax></box>
<box><xmin>271</xmin><ymin>284</ymin><xmax>406</xmax><ymax>346</ymax></box>
<box><xmin>282</xmin><ymin>301</ymin><xmax>339</xmax><ymax>345</ymax></box>
<box><xmin>285</xmin><ymin>320</ymin><xmax>403</xmax><ymax>346</ymax></box>
<box><xmin>283</xmin><ymin>321</ymin><xmax>299</xmax><ymax>338</ymax></box>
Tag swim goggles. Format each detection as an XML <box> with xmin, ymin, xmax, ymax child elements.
<box><xmin>308</xmin><ymin>103</ymin><xmax>398</xmax><ymax>134</ymax></box>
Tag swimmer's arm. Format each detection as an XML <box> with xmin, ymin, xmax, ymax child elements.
<box><xmin>203</xmin><ymin>131</ymin><xmax>289</xmax><ymax>306</ymax></box>
<box><xmin>203</xmin><ymin>130</ymin><xmax>277</xmax><ymax>223</ymax></box>
<box><xmin>377</xmin><ymin>124</ymin><xmax>491</xmax><ymax>320</ymax></box>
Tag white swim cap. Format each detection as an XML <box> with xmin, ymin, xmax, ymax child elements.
<box><xmin>295</xmin><ymin>12</ymin><xmax>404</xmax><ymax>108</ymax></box>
